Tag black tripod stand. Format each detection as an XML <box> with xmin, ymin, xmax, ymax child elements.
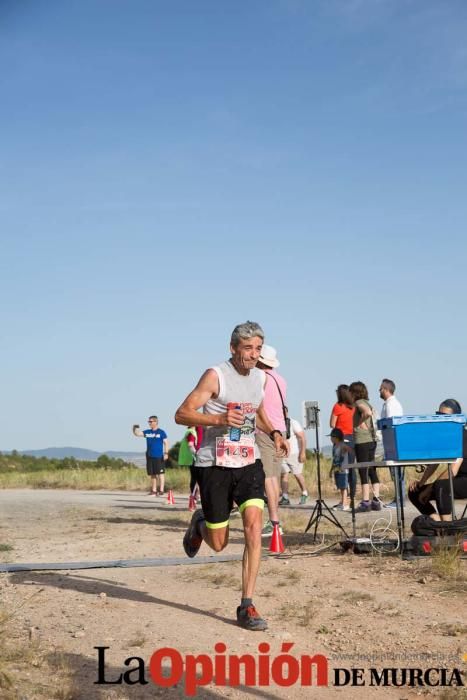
<box><xmin>304</xmin><ymin>404</ymin><xmax>348</xmax><ymax>541</ymax></box>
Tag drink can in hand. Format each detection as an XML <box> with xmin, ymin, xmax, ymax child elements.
<box><xmin>227</xmin><ymin>403</ymin><xmax>242</xmax><ymax>441</ymax></box>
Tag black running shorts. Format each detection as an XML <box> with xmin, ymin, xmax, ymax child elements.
<box><xmin>146</xmin><ymin>456</ymin><xmax>165</xmax><ymax>476</ymax></box>
<box><xmin>193</xmin><ymin>460</ymin><xmax>265</xmax><ymax>528</ymax></box>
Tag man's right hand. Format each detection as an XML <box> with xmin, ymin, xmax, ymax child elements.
<box><xmin>133</xmin><ymin>424</ymin><xmax>140</xmax><ymax>430</ymax></box>
<box><xmin>223</xmin><ymin>406</ymin><xmax>244</xmax><ymax>428</ymax></box>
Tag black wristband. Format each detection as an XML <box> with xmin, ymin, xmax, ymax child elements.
<box><xmin>269</xmin><ymin>430</ymin><xmax>282</xmax><ymax>441</ymax></box>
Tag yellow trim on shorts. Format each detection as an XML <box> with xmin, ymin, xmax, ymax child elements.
<box><xmin>205</xmin><ymin>519</ymin><xmax>229</xmax><ymax>530</ymax></box>
<box><xmin>239</xmin><ymin>498</ymin><xmax>265</xmax><ymax>514</ymax></box>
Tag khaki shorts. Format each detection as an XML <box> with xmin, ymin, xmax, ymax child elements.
<box><xmin>281</xmin><ymin>453</ymin><xmax>303</xmax><ymax>476</ymax></box>
<box><xmin>256</xmin><ymin>430</ymin><xmax>285</xmax><ymax>479</ymax></box>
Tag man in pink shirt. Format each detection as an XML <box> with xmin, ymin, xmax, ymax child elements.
<box><xmin>256</xmin><ymin>345</ymin><xmax>288</xmax><ymax>537</ymax></box>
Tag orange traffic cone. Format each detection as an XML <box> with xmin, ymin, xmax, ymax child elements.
<box><xmin>188</xmin><ymin>494</ymin><xmax>196</xmax><ymax>511</ymax></box>
<box><xmin>167</xmin><ymin>489</ymin><xmax>175</xmax><ymax>505</ymax></box>
<box><xmin>269</xmin><ymin>523</ymin><xmax>285</xmax><ymax>553</ymax></box>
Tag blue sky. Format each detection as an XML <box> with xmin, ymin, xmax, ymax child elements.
<box><xmin>1</xmin><ymin>0</ymin><xmax>467</xmax><ymax>452</ymax></box>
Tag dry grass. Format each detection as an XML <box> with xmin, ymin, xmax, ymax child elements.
<box><xmin>0</xmin><ymin>594</ymin><xmax>78</xmax><ymax>700</ymax></box>
<box><xmin>436</xmin><ymin>623</ymin><xmax>467</xmax><ymax>637</ymax></box>
<box><xmin>203</xmin><ymin>572</ymin><xmax>238</xmax><ymax>588</ymax></box>
<box><xmin>280</xmin><ymin>510</ymin><xmax>310</xmax><ymax>532</ymax></box>
<box><xmin>277</xmin><ymin>598</ymin><xmax>316</xmax><ymax>627</ymax></box>
<box><xmin>430</xmin><ymin>541</ymin><xmax>464</xmax><ymax>580</ymax></box>
<box><xmin>127</xmin><ymin>632</ymin><xmax>148</xmax><ymax>647</ymax></box>
<box><xmin>438</xmin><ymin>690</ymin><xmax>467</xmax><ymax>700</ymax></box>
<box><xmin>46</xmin><ymin>653</ymin><xmax>78</xmax><ymax>700</ymax></box>
<box><xmin>0</xmin><ymin>465</ymin><xmax>193</xmax><ymax>492</ymax></box>
<box><xmin>0</xmin><ymin>454</ymin><xmax>399</xmax><ymax>502</ymax></box>
<box><xmin>338</xmin><ymin>590</ymin><xmax>374</xmax><ymax>603</ymax></box>
<box><xmin>413</xmin><ymin>541</ymin><xmax>467</xmax><ymax>597</ymax></box>
<box><xmin>316</xmin><ymin>624</ymin><xmax>330</xmax><ymax>634</ymax></box>
<box><xmin>373</xmin><ymin>602</ymin><xmax>401</xmax><ymax>616</ymax></box>
<box><xmin>284</xmin><ymin>456</ymin><xmax>396</xmax><ymax>501</ymax></box>
<box><xmin>281</xmin><ymin>568</ymin><xmax>301</xmax><ymax>582</ymax></box>
<box><xmin>438</xmin><ymin>577</ymin><xmax>467</xmax><ymax>596</ymax></box>
<box><xmin>276</xmin><ymin>568</ymin><xmax>302</xmax><ymax>587</ymax></box>
<box><xmin>181</xmin><ymin>564</ymin><xmax>239</xmax><ymax>590</ymax></box>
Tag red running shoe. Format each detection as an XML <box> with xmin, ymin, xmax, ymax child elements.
<box><xmin>236</xmin><ymin>605</ymin><xmax>268</xmax><ymax>631</ymax></box>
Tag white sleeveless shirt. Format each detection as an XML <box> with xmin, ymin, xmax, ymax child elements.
<box><xmin>195</xmin><ymin>360</ymin><xmax>266</xmax><ymax>467</ymax></box>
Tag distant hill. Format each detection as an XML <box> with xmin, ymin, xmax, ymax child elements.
<box><xmin>2</xmin><ymin>447</ymin><xmax>146</xmax><ymax>466</ymax></box>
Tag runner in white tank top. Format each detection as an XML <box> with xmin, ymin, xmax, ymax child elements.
<box><xmin>175</xmin><ymin>321</ymin><xmax>288</xmax><ymax>631</ymax></box>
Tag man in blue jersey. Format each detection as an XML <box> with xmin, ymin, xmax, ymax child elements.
<box><xmin>132</xmin><ymin>416</ymin><xmax>169</xmax><ymax>495</ymax></box>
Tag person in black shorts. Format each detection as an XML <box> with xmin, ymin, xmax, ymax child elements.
<box><xmin>175</xmin><ymin>321</ymin><xmax>288</xmax><ymax>631</ymax></box>
<box><xmin>132</xmin><ymin>416</ymin><xmax>169</xmax><ymax>495</ymax></box>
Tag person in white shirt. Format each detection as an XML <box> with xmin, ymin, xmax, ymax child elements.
<box><xmin>279</xmin><ymin>412</ymin><xmax>309</xmax><ymax>506</ymax></box>
<box><xmin>379</xmin><ymin>378</ymin><xmax>404</xmax><ymax>507</ymax></box>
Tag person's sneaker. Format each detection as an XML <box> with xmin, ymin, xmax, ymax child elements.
<box><xmin>299</xmin><ymin>494</ymin><xmax>309</xmax><ymax>505</ymax></box>
<box><xmin>261</xmin><ymin>520</ymin><xmax>283</xmax><ymax>537</ymax></box>
<box><xmin>278</xmin><ymin>495</ymin><xmax>290</xmax><ymax>506</ymax></box>
<box><xmin>355</xmin><ymin>501</ymin><xmax>371</xmax><ymax>513</ymax></box>
<box><xmin>183</xmin><ymin>510</ymin><xmax>205</xmax><ymax>558</ymax></box>
<box><xmin>230</xmin><ymin>506</ymin><xmax>241</xmax><ymax>517</ymax></box>
<box><xmin>371</xmin><ymin>498</ymin><xmax>383</xmax><ymax>511</ymax></box>
<box><xmin>334</xmin><ymin>503</ymin><xmax>350</xmax><ymax>511</ymax></box>
<box><xmin>236</xmin><ymin>605</ymin><xmax>268</xmax><ymax>631</ymax></box>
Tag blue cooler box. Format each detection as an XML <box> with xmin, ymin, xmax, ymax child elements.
<box><xmin>378</xmin><ymin>414</ymin><xmax>466</xmax><ymax>461</ymax></box>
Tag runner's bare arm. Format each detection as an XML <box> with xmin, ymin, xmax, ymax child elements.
<box><xmin>163</xmin><ymin>438</ymin><xmax>169</xmax><ymax>460</ymax></box>
<box><xmin>175</xmin><ymin>369</ymin><xmax>243</xmax><ymax>428</ymax></box>
<box><xmin>256</xmin><ymin>404</ymin><xmax>289</xmax><ymax>456</ymax></box>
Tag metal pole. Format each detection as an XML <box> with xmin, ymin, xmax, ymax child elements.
<box><xmin>315</xmin><ymin>413</ymin><xmax>322</xmax><ymax>501</ymax></box>
<box><xmin>448</xmin><ymin>463</ymin><xmax>456</xmax><ymax>520</ymax></box>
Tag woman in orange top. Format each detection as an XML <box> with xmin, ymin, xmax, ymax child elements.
<box><xmin>330</xmin><ymin>385</ymin><xmax>355</xmax><ymax>435</ymax></box>
<box><xmin>330</xmin><ymin>384</ymin><xmax>356</xmax><ymax>500</ymax></box>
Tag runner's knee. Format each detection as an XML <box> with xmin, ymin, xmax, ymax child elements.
<box><xmin>205</xmin><ymin>524</ymin><xmax>229</xmax><ymax>552</ymax></box>
<box><xmin>242</xmin><ymin>505</ymin><xmax>263</xmax><ymax>542</ymax></box>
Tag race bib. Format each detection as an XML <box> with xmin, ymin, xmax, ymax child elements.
<box><xmin>215</xmin><ymin>437</ymin><xmax>255</xmax><ymax>468</ymax></box>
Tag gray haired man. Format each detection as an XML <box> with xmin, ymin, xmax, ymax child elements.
<box><xmin>175</xmin><ymin>321</ymin><xmax>288</xmax><ymax>631</ymax></box>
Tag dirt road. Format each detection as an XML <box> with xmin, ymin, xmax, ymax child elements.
<box><xmin>0</xmin><ymin>489</ymin><xmax>465</xmax><ymax>699</ymax></box>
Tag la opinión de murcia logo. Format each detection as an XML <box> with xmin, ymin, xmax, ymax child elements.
<box><xmin>95</xmin><ymin>643</ymin><xmax>328</xmax><ymax>695</ymax></box>
<box><xmin>94</xmin><ymin>644</ymin><xmax>465</xmax><ymax>696</ymax></box>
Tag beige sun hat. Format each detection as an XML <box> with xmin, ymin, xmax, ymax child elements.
<box><xmin>258</xmin><ymin>344</ymin><xmax>280</xmax><ymax>368</ymax></box>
